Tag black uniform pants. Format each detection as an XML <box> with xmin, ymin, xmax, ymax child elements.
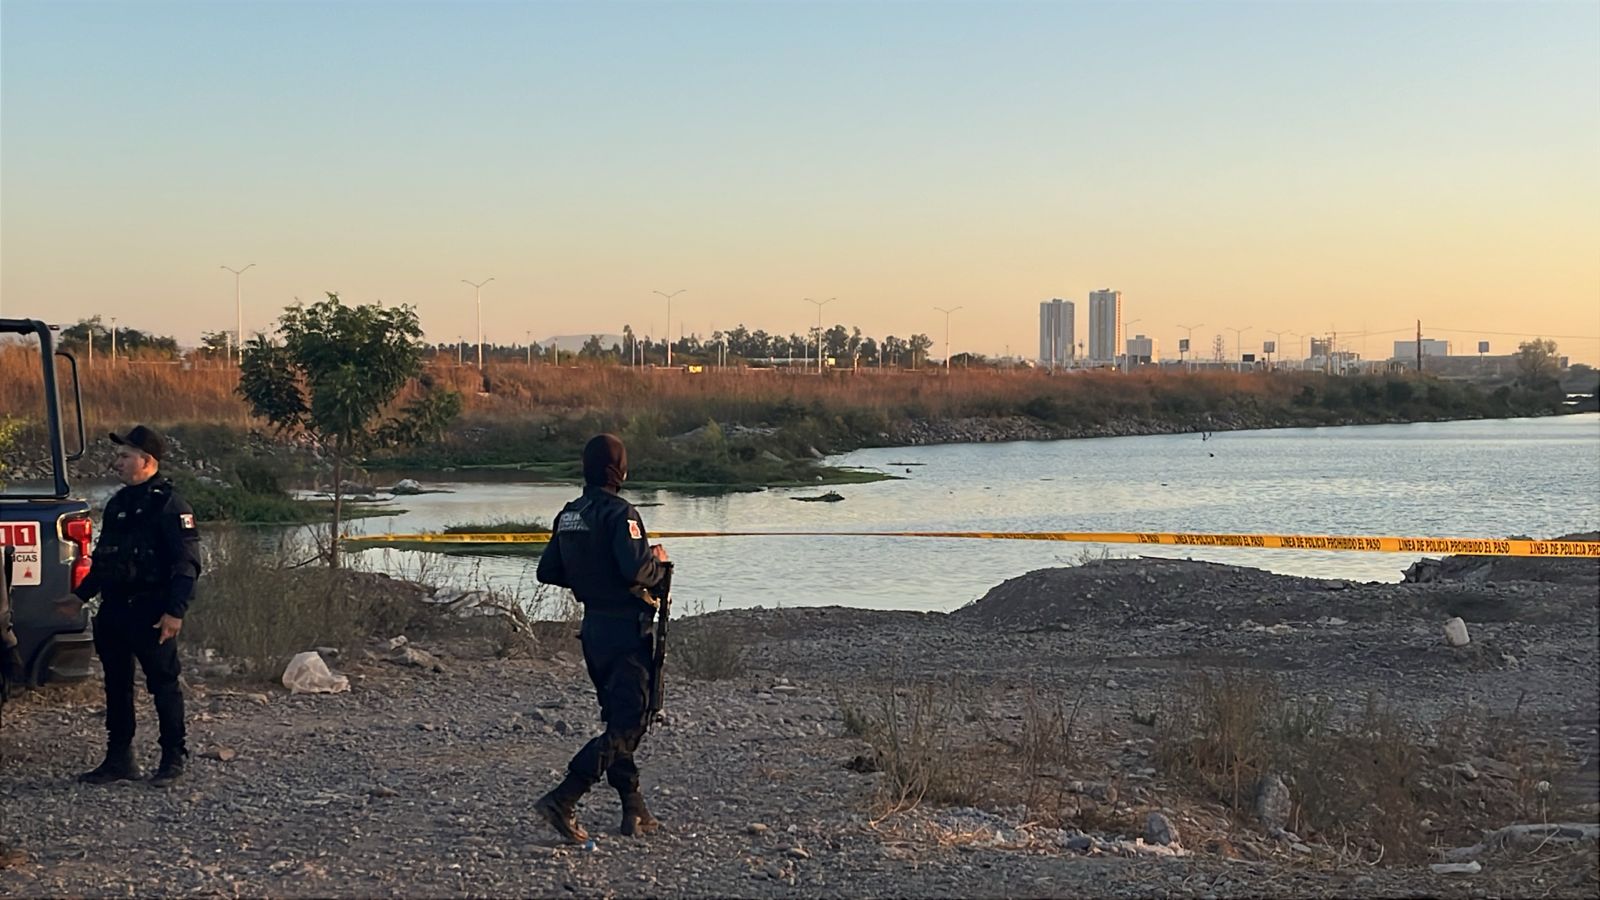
<box><xmin>93</xmin><ymin>600</ymin><xmax>185</xmax><ymax>754</ymax></box>
<box><xmin>567</xmin><ymin>612</ymin><xmax>654</xmax><ymax>795</ymax></box>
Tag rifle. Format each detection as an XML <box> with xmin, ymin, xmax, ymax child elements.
<box><xmin>645</xmin><ymin>561</ymin><xmax>673</xmax><ymax>724</ymax></box>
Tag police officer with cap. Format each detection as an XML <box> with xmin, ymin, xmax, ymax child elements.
<box><xmin>533</xmin><ymin>433</ymin><xmax>670</xmax><ymax>843</ymax></box>
<box><xmin>74</xmin><ymin>425</ymin><xmax>202</xmax><ymax>788</ymax></box>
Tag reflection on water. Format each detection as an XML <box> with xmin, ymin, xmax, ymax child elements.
<box><xmin>334</xmin><ymin>415</ymin><xmax>1600</xmax><ymax>614</ymax></box>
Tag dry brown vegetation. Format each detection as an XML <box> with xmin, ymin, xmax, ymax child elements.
<box><xmin>834</xmin><ymin>668</ymin><xmax>1578</xmax><ymax>866</ymax></box>
<box><xmin>5</xmin><ymin>342</ymin><xmax>1528</xmax><ymax>443</ymax></box>
<box><xmin>182</xmin><ymin>528</ymin><xmax>437</xmax><ymax>678</ymax></box>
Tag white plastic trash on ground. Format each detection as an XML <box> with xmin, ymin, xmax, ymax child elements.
<box><xmin>282</xmin><ymin>651</ymin><xmax>351</xmax><ymax>694</ymax></box>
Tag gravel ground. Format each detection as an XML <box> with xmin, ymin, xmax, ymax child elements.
<box><xmin>2</xmin><ymin>553</ymin><xmax>1596</xmax><ymax>898</ymax></box>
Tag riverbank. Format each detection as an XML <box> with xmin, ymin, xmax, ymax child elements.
<box><xmin>4</xmin><ymin>366</ymin><xmax>1571</xmax><ymax>499</ymax></box>
<box><xmin>2</xmin><ymin>548</ymin><xmax>1595</xmax><ymax>897</ymax></box>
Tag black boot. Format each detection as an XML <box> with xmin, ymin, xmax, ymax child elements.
<box><xmin>78</xmin><ymin>746</ymin><xmax>140</xmax><ymax>784</ymax></box>
<box><xmin>149</xmin><ymin>749</ymin><xmax>186</xmax><ymax>788</ymax></box>
<box><xmin>534</xmin><ymin>773</ymin><xmax>592</xmax><ymax>844</ymax></box>
<box><xmin>619</xmin><ymin>792</ymin><xmax>659</xmax><ymax>837</ymax></box>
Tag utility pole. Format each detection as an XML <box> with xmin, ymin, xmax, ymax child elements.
<box><xmin>934</xmin><ymin>305</ymin><xmax>962</xmax><ymax>374</ymax></box>
<box><xmin>220</xmin><ymin>263</ymin><xmax>255</xmax><ymax>366</ymax></box>
<box><xmin>526</xmin><ymin>330</ymin><xmax>533</xmax><ymax>366</ymax></box>
<box><xmin>110</xmin><ymin>317</ymin><xmax>119</xmax><ymax>366</ymax></box>
<box><xmin>462</xmin><ymin>277</ymin><xmax>494</xmax><ymax>369</ymax></box>
<box><xmin>653</xmin><ymin>290</ymin><xmax>686</xmax><ymax>366</ymax></box>
<box><xmin>1416</xmin><ymin>320</ymin><xmax>1423</xmax><ymax>373</ymax></box>
<box><xmin>1226</xmin><ymin>325</ymin><xmax>1252</xmax><ymax>372</ymax></box>
<box><xmin>1178</xmin><ymin>323</ymin><xmax>1204</xmax><ymax>372</ymax></box>
<box><xmin>1267</xmin><ymin>330</ymin><xmax>1294</xmax><ymax>371</ymax></box>
<box><xmin>803</xmin><ymin>297</ymin><xmax>834</xmax><ymax>373</ymax></box>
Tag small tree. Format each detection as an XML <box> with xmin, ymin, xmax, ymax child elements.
<box><xmin>1515</xmin><ymin>339</ymin><xmax>1561</xmax><ymax>390</ymax></box>
<box><xmin>908</xmin><ymin>334</ymin><xmax>933</xmax><ymax>370</ymax></box>
<box><xmin>238</xmin><ymin>293</ymin><xmax>459</xmax><ymax>565</ymax></box>
<box><xmin>579</xmin><ymin>334</ymin><xmax>609</xmax><ymax>360</ymax></box>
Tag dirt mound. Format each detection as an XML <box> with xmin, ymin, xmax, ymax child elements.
<box><xmin>951</xmin><ymin>558</ymin><xmax>1333</xmax><ymax>630</ymax></box>
<box><xmin>1403</xmin><ymin>531</ymin><xmax>1600</xmax><ymax>587</ymax></box>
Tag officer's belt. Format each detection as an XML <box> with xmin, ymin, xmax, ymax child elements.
<box><xmin>581</xmin><ymin>605</ymin><xmax>653</xmax><ymax>621</ymax></box>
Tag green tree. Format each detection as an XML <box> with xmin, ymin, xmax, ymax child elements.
<box><xmin>237</xmin><ymin>293</ymin><xmax>460</xmax><ymax>565</ymax></box>
<box><xmin>579</xmin><ymin>334</ymin><xmax>610</xmax><ymax>360</ymax></box>
<box><xmin>1515</xmin><ymin>339</ymin><xmax>1561</xmax><ymax>390</ymax></box>
<box><xmin>908</xmin><ymin>334</ymin><xmax>933</xmax><ymax>369</ymax></box>
<box><xmin>195</xmin><ymin>330</ymin><xmax>232</xmax><ymax>363</ymax></box>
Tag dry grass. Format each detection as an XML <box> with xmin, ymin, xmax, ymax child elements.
<box><xmin>1155</xmin><ymin>671</ymin><xmax>1578</xmax><ymax>864</ymax></box>
<box><xmin>454</xmin><ymin>361</ymin><xmax>1293</xmax><ymax>427</ymax></box>
<box><xmin>1</xmin><ymin>347</ymin><xmax>252</xmax><ymax>436</ymax></box>
<box><xmin>841</xmin><ymin>676</ymin><xmax>983</xmax><ymax>817</ymax></box>
<box><xmin>3</xmin><ymin>342</ymin><xmax>1373</xmax><ymax>439</ymax></box>
<box><xmin>670</xmin><ymin>602</ymin><xmax>746</xmax><ymax>681</ymax></box>
<box><xmin>183</xmin><ymin>527</ymin><xmax>434</xmax><ymax>679</ymax></box>
<box><xmin>837</xmin><ymin>675</ymin><xmax>1120</xmax><ymax>828</ymax></box>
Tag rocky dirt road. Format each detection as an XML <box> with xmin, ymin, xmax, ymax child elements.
<box><xmin>2</xmin><ymin>552</ymin><xmax>1596</xmax><ymax>898</ymax></box>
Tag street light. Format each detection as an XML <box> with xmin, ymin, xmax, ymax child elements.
<box><xmin>1177</xmin><ymin>322</ymin><xmax>1205</xmax><ymax>370</ymax></box>
<box><xmin>1267</xmin><ymin>330</ymin><xmax>1296</xmax><ymax>369</ymax></box>
<box><xmin>1122</xmin><ymin>318</ymin><xmax>1143</xmax><ymax>374</ymax></box>
<box><xmin>934</xmin><ymin>305</ymin><xmax>963</xmax><ymax>374</ymax></box>
<box><xmin>462</xmin><ymin>277</ymin><xmax>494</xmax><ymax>369</ymax></box>
<box><xmin>220</xmin><ymin>263</ymin><xmax>255</xmax><ymax>366</ymax></box>
<box><xmin>803</xmin><ymin>297</ymin><xmax>834</xmax><ymax>374</ymax></box>
<box><xmin>1227</xmin><ymin>325</ymin><xmax>1253</xmax><ymax>372</ymax></box>
<box><xmin>653</xmin><ymin>290</ymin><xmax>686</xmax><ymax>366</ymax></box>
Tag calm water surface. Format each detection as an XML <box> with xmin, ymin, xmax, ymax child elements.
<box><xmin>342</xmin><ymin>415</ymin><xmax>1600</xmax><ymax>613</ymax></box>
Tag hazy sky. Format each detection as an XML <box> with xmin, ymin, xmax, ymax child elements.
<box><xmin>4</xmin><ymin>0</ymin><xmax>1598</xmax><ymax>363</ymax></box>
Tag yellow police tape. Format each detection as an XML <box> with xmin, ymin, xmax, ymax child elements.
<box><xmin>341</xmin><ymin>530</ymin><xmax>1600</xmax><ymax>558</ymax></box>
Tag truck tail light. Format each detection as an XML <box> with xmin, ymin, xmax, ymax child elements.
<box><xmin>63</xmin><ymin>514</ymin><xmax>92</xmax><ymax>591</ymax></box>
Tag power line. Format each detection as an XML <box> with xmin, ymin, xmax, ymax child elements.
<box><xmin>1429</xmin><ymin>326</ymin><xmax>1600</xmax><ymax>341</ymax></box>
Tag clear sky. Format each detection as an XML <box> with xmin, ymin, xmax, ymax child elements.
<box><xmin>3</xmin><ymin>0</ymin><xmax>1598</xmax><ymax>363</ymax></box>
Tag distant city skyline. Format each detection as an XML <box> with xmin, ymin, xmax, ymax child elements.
<box><xmin>3</xmin><ymin>1</ymin><xmax>1596</xmax><ymax>364</ymax></box>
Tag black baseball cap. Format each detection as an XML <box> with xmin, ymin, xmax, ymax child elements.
<box><xmin>109</xmin><ymin>425</ymin><xmax>167</xmax><ymax>462</ymax></box>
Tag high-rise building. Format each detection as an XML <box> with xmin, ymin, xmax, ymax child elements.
<box><xmin>1038</xmin><ymin>298</ymin><xmax>1075</xmax><ymax>367</ymax></box>
<box><xmin>1088</xmin><ymin>289</ymin><xmax>1121</xmax><ymax>362</ymax></box>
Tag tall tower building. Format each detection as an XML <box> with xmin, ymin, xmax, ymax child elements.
<box><xmin>1088</xmin><ymin>289</ymin><xmax>1122</xmax><ymax>362</ymax></box>
<box><xmin>1038</xmin><ymin>298</ymin><xmax>1075</xmax><ymax>368</ymax></box>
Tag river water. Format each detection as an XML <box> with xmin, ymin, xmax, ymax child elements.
<box><xmin>342</xmin><ymin>414</ymin><xmax>1600</xmax><ymax>614</ymax></box>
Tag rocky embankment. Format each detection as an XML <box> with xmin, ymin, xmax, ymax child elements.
<box><xmin>2</xmin><ymin>547</ymin><xmax>1596</xmax><ymax>897</ymax></box>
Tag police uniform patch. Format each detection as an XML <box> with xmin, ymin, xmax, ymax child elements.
<box><xmin>179</xmin><ymin>513</ymin><xmax>197</xmax><ymax>530</ymax></box>
<box><xmin>628</xmin><ymin>519</ymin><xmax>642</xmax><ymax>540</ymax></box>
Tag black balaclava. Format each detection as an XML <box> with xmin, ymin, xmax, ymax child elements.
<box><xmin>582</xmin><ymin>433</ymin><xmax>628</xmax><ymax>490</ymax></box>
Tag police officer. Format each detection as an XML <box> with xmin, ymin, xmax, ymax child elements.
<box><xmin>73</xmin><ymin>425</ymin><xmax>201</xmax><ymax>788</ymax></box>
<box><xmin>1</xmin><ymin>546</ymin><xmax>21</xmax><ymax>702</ymax></box>
<box><xmin>1</xmin><ymin>546</ymin><xmax>25</xmax><ymax>869</ymax></box>
<box><xmin>533</xmin><ymin>433</ymin><xmax>669</xmax><ymax>843</ymax></box>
